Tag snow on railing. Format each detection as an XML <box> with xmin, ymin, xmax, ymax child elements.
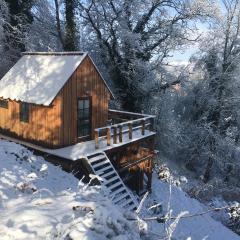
<box><xmin>94</xmin><ymin>110</ymin><xmax>155</xmax><ymax>149</ymax></box>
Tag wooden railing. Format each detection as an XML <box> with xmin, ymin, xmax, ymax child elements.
<box><xmin>94</xmin><ymin>109</ymin><xmax>155</xmax><ymax>149</ymax></box>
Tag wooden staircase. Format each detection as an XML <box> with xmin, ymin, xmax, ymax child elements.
<box><xmin>86</xmin><ymin>152</ymin><xmax>137</xmax><ymax>211</ymax></box>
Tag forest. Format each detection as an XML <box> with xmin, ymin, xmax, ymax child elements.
<box><xmin>1</xmin><ymin>0</ymin><xmax>240</xmax><ymax>238</ymax></box>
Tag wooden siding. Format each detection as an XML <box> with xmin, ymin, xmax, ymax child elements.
<box><xmin>0</xmin><ymin>96</ymin><xmax>62</xmax><ymax>148</ymax></box>
<box><xmin>58</xmin><ymin>56</ymin><xmax>110</xmax><ymax>146</ymax></box>
<box><xmin>0</xmin><ymin>55</ymin><xmax>111</xmax><ymax>148</ymax></box>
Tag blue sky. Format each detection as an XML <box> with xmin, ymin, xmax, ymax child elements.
<box><xmin>170</xmin><ymin>22</ymin><xmax>209</xmax><ymax>65</ymax></box>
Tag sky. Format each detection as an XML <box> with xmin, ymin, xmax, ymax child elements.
<box><xmin>169</xmin><ymin>22</ymin><xmax>209</xmax><ymax>66</ymax></box>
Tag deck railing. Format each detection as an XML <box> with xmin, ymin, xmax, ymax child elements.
<box><xmin>94</xmin><ymin>109</ymin><xmax>155</xmax><ymax>149</ymax></box>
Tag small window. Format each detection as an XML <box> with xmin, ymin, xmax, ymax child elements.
<box><xmin>20</xmin><ymin>102</ymin><xmax>29</xmax><ymax>123</ymax></box>
<box><xmin>0</xmin><ymin>99</ymin><xmax>8</xmax><ymax>109</ymax></box>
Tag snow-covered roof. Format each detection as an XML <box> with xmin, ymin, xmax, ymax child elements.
<box><xmin>0</xmin><ymin>52</ymin><xmax>114</xmax><ymax>106</ymax></box>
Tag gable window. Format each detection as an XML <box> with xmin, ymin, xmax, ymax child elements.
<box><xmin>20</xmin><ymin>102</ymin><xmax>29</xmax><ymax>123</ymax></box>
<box><xmin>0</xmin><ymin>99</ymin><xmax>8</xmax><ymax>109</ymax></box>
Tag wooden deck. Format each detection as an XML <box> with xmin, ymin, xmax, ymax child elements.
<box><xmin>0</xmin><ymin>128</ymin><xmax>155</xmax><ymax>161</ymax></box>
<box><xmin>0</xmin><ymin>109</ymin><xmax>155</xmax><ymax>161</ymax></box>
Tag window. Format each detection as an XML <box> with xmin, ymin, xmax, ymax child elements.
<box><xmin>77</xmin><ymin>98</ymin><xmax>91</xmax><ymax>138</ymax></box>
<box><xmin>20</xmin><ymin>102</ymin><xmax>29</xmax><ymax>123</ymax></box>
<box><xmin>0</xmin><ymin>99</ymin><xmax>8</xmax><ymax>109</ymax></box>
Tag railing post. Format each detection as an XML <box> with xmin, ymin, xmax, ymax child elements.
<box><xmin>113</xmin><ymin>126</ymin><xmax>117</xmax><ymax>144</ymax></box>
<box><xmin>141</xmin><ymin>119</ymin><xmax>145</xmax><ymax>135</ymax></box>
<box><xmin>107</xmin><ymin>127</ymin><xmax>111</xmax><ymax>146</ymax></box>
<box><xmin>95</xmin><ymin>129</ymin><xmax>99</xmax><ymax>149</ymax></box>
<box><xmin>128</xmin><ymin>122</ymin><xmax>133</xmax><ymax>140</ymax></box>
<box><xmin>119</xmin><ymin>125</ymin><xmax>123</xmax><ymax>143</ymax></box>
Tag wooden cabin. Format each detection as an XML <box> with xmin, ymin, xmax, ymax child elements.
<box><xmin>0</xmin><ymin>52</ymin><xmax>156</xmax><ymax>202</ymax></box>
<box><xmin>0</xmin><ymin>52</ymin><xmax>114</xmax><ymax>148</ymax></box>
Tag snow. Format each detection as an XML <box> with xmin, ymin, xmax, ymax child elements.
<box><xmin>0</xmin><ymin>140</ymin><xmax>139</xmax><ymax>240</ymax></box>
<box><xmin>141</xmin><ymin>173</ymin><xmax>240</xmax><ymax>240</ymax></box>
<box><xmin>48</xmin><ymin>129</ymin><xmax>155</xmax><ymax>160</ymax></box>
<box><xmin>0</xmin><ymin>139</ymin><xmax>239</xmax><ymax>240</ymax></box>
<box><xmin>0</xmin><ymin>53</ymin><xmax>87</xmax><ymax>106</ymax></box>
<box><xmin>0</xmin><ymin>129</ymin><xmax>156</xmax><ymax>161</ymax></box>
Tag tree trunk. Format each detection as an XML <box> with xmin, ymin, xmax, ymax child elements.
<box><xmin>64</xmin><ymin>0</ymin><xmax>77</xmax><ymax>51</ymax></box>
<box><xmin>54</xmin><ymin>0</ymin><xmax>64</xmax><ymax>48</ymax></box>
<box><xmin>203</xmin><ymin>136</ymin><xmax>215</xmax><ymax>183</ymax></box>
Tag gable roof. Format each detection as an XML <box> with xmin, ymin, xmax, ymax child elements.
<box><xmin>0</xmin><ymin>52</ymin><xmax>114</xmax><ymax>106</ymax></box>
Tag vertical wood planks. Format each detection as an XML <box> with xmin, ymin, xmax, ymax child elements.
<box><xmin>59</xmin><ymin>56</ymin><xmax>111</xmax><ymax>146</ymax></box>
<box><xmin>0</xmin><ymin>55</ymin><xmax>111</xmax><ymax>148</ymax></box>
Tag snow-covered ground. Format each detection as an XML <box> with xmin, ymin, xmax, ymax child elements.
<box><xmin>0</xmin><ymin>139</ymin><xmax>239</xmax><ymax>239</ymax></box>
<box><xmin>142</xmin><ymin>173</ymin><xmax>240</xmax><ymax>239</ymax></box>
<box><xmin>0</xmin><ymin>140</ymin><xmax>139</xmax><ymax>240</ymax></box>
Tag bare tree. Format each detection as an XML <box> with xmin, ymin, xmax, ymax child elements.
<box><xmin>78</xmin><ymin>0</ymin><xmax>216</xmax><ymax>111</ymax></box>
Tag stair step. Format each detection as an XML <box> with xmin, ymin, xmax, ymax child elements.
<box><xmin>110</xmin><ymin>186</ymin><xmax>127</xmax><ymax>197</ymax></box>
<box><xmin>88</xmin><ymin>155</ymin><xmax>106</xmax><ymax>163</ymax></box>
<box><xmin>86</xmin><ymin>152</ymin><xmax>137</xmax><ymax>211</ymax></box>
<box><xmin>92</xmin><ymin>159</ymin><xmax>110</xmax><ymax>169</ymax></box>
<box><xmin>95</xmin><ymin>165</ymin><xmax>113</xmax><ymax>175</ymax></box>
<box><xmin>100</xmin><ymin>171</ymin><xmax>116</xmax><ymax>179</ymax></box>
<box><xmin>99</xmin><ymin>170</ymin><xmax>115</xmax><ymax>178</ymax></box>
<box><xmin>109</xmin><ymin>182</ymin><xmax>123</xmax><ymax>191</ymax></box>
<box><xmin>126</xmin><ymin>202</ymin><xmax>136</xmax><ymax>211</ymax></box>
<box><xmin>104</xmin><ymin>176</ymin><xmax>119</xmax><ymax>186</ymax></box>
<box><xmin>120</xmin><ymin>198</ymin><xmax>134</xmax><ymax>208</ymax></box>
<box><xmin>113</xmin><ymin>192</ymin><xmax>129</xmax><ymax>204</ymax></box>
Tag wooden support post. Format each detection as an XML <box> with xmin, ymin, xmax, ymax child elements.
<box><xmin>128</xmin><ymin>122</ymin><xmax>133</xmax><ymax>140</ymax></box>
<box><xmin>150</xmin><ymin>117</ymin><xmax>155</xmax><ymax>131</ymax></box>
<box><xmin>141</xmin><ymin>119</ymin><xmax>145</xmax><ymax>135</ymax></box>
<box><xmin>113</xmin><ymin>126</ymin><xmax>117</xmax><ymax>144</ymax></box>
<box><xmin>107</xmin><ymin>127</ymin><xmax>111</xmax><ymax>146</ymax></box>
<box><xmin>119</xmin><ymin>125</ymin><xmax>123</xmax><ymax>143</ymax></box>
<box><xmin>95</xmin><ymin>130</ymin><xmax>99</xmax><ymax>149</ymax></box>
<box><xmin>146</xmin><ymin>158</ymin><xmax>153</xmax><ymax>192</ymax></box>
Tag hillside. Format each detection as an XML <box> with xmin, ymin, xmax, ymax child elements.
<box><xmin>0</xmin><ymin>140</ymin><xmax>239</xmax><ymax>239</ymax></box>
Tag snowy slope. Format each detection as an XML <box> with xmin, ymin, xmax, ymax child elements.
<box><xmin>0</xmin><ymin>139</ymin><xmax>239</xmax><ymax>240</ymax></box>
<box><xmin>139</xmin><ymin>174</ymin><xmax>240</xmax><ymax>240</ymax></box>
<box><xmin>0</xmin><ymin>140</ymin><xmax>139</xmax><ymax>240</ymax></box>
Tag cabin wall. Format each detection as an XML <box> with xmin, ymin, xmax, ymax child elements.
<box><xmin>0</xmin><ymin>96</ymin><xmax>62</xmax><ymax>148</ymax></box>
<box><xmin>58</xmin><ymin>56</ymin><xmax>110</xmax><ymax>146</ymax></box>
<box><xmin>0</xmin><ymin>55</ymin><xmax>110</xmax><ymax>148</ymax></box>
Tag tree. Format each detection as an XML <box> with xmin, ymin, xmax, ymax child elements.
<box><xmin>28</xmin><ymin>0</ymin><xmax>63</xmax><ymax>51</ymax></box>
<box><xmin>4</xmin><ymin>0</ymin><xmax>33</xmax><ymax>53</ymax></box>
<box><xmin>0</xmin><ymin>0</ymin><xmax>33</xmax><ymax>76</ymax></box>
<box><xmin>196</xmin><ymin>0</ymin><xmax>240</xmax><ymax>181</ymax></box>
<box><xmin>78</xmin><ymin>0</ymin><xmax>216</xmax><ymax>111</ymax></box>
<box><xmin>167</xmin><ymin>0</ymin><xmax>240</xmax><ymax>184</ymax></box>
<box><xmin>64</xmin><ymin>0</ymin><xmax>78</xmax><ymax>51</ymax></box>
<box><xmin>54</xmin><ymin>0</ymin><xmax>64</xmax><ymax>48</ymax></box>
